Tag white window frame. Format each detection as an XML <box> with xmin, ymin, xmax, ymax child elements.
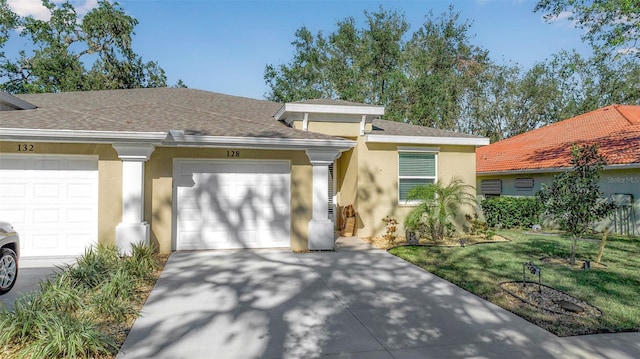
<box><xmin>398</xmin><ymin>147</ymin><xmax>439</xmax><ymax>205</ymax></box>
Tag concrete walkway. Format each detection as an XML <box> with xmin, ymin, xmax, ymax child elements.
<box><xmin>118</xmin><ymin>237</ymin><xmax>640</xmax><ymax>359</ymax></box>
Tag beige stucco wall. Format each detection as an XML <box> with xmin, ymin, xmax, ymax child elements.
<box><xmin>144</xmin><ymin>147</ymin><xmax>313</xmax><ymax>253</ymax></box>
<box><xmin>0</xmin><ymin>142</ymin><xmax>314</xmax><ymax>254</ymax></box>
<box><xmin>338</xmin><ymin>138</ymin><xmax>478</xmax><ymax>238</ymax></box>
<box><xmin>0</xmin><ymin>141</ymin><xmax>122</xmax><ymax>247</ymax></box>
<box><xmin>289</xmin><ymin>116</ymin><xmax>372</xmax><ymax>138</ymax></box>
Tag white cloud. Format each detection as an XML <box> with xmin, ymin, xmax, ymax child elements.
<box><xmin>547</xmin><ymin>10</ymin><xmax>573</xmax><ymax>23</ymax></box>
<box><xmin>7</xmin><ymin>0</ymin><xmax>51</xmax><ymax>20</ymax></box>
<box><xmin>73</xmin><ymin>0</ymin><xmax>99</xmax><ymax>16</ymax></box>
<box><xmin>7</xmin><ymin>0</ymin><xmax>100</xmax><ymax>21</ymax></box>
<box><xmin>618</xmin><ymin>47</ymin><xmax>639</xmax><ymax>55</ymax></box>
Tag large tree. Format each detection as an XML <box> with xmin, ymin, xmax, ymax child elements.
<box><xmin>535</xmin><ymin>0</ymin><xmax>640</xmax><ymax>57</ymax></box>
<box><xmin>0</xmin><ymin>0</ymin><xmax>166</xmax><ymax>93</ymax></box>
<box><xmin>537</xmin><ymin>144</ymin><xmax>615</xmax><ymax>265</ymax></box>
<box><xmin>264</xmin><ymin>6</ymin><xmax>409</xmax><ymax>118</ymax></box>
<box><xmin>266</xmin><ymin>4</ymin><xmax>640</xmax><ymax>139</ymax></box>
<box><xmin>265</xmin><ymin>6</ymin><xmax>489</xmax><ymax>126</ymax></box>
<box><xmin>404</xmin><ymin>6</ymin><xmax>490</xmax><ymax>130</ymax></box>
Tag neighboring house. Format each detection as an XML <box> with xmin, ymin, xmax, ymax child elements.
<box><xmin>0</xmin><ymin>88</ymin><xmax>488</xmax><ymax>258</ymax></box>
<box><xmin>477</xmin><ymin>105</ymin><xmax>640</xmax><ymax>236</ymax></box>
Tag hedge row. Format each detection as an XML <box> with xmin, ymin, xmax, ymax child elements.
<box><xmin>480</xmin><ymin>196</ymin><xmax>542</xmax><ymax>229</ymax></box>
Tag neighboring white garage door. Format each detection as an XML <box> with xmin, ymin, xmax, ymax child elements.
<box><xmin>174</xmin><ymin>159</ymin><xmax>291</xmax><ymax>250</ymax></box>
<box><xmin>0</xmin><ymin>154</ymin><xmax>99</xmax><ymax>257</ymax></box>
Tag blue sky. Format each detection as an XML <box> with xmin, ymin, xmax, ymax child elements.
<box><xmin>8</xmin><ymin>0</ymin><xmax>589</xmax><ymax>100</ymax></box>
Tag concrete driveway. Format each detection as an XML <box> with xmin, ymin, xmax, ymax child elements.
<box><xmin>118</xmin><ymin>238</ymin><xmax>640</xmax><ymax>359</ymax></box>
<box><xmin>0</xmin><ymin>257</ymin><xmax>72</xmax><ymax>311</ymax></box>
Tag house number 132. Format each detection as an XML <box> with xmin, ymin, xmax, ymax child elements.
<box><xmin>17</xmin><ymin>144</ymin><xmax>35</xmax><ymax>152</ymax></box>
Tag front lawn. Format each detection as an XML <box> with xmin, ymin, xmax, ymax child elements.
<box><xmin>389</xmin><ymin>230</ymin><xmax>640</xmax><ymax>336</ymax></box>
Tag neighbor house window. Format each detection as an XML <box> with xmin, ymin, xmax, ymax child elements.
<box><xmin>398</xmin><ymin>151</ymin><xmax>437</xmax><ymax>203</ymax></box>
<box><xmin>515</xmin><ymin>177</ymin><xmax>534</xmax><ymax>191</ymax></box>
<box><xmin>480</xmin><ymin>179</ymin><xmax>502</xmax><ymax>196</ymax></box>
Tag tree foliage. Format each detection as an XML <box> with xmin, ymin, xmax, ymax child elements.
<box><xmin>535</xmin><ymin>0</ymin><xmax>640</xmax><ymax>57</ymax></box>
<box><xmin>265</xmin><ymin>5</ymin><xmax>640</xmax><ymax>141</ymax></box>
<box><xmin>537</xmin><ymin>144</ymin><xmax>616</xmax><ymax>264</ymax></box>
<box><xmin>0</xmin><ymin>0</ymin><xmax>166</xmax><ymax>93</ymax></box>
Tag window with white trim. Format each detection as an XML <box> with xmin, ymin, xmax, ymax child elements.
<box><xmin>398</xmin><ymin>151</ymin><xmax>437</xmax><ymax>203</ymax></box>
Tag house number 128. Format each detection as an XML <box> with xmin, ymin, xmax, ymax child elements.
<box><xmin>226</xmin><ymin>150</ymin><xmax>240</xmax><ymax>157</ymax></box>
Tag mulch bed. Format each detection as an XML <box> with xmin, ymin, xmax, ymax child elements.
<box><xmin>500</xmin><ymin>281</ymin><xmax>602</xmax><ymax>317</ymax></box>
<box><xmin>365</xmin><ymin>234</ymin><xmax>510</xmax><ymax>250</ymax></box>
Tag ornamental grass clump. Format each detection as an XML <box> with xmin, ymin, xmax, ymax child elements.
<box><xmin>0</xmin><ymin>243</ymin><xmax>160</xmax><ymax>358</ymax></box>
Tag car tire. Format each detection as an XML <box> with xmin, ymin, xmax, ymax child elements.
<box><xmin>0</xmin><ymin>248</ymin><xmax>18</xmax><ymax>295</ymax></box>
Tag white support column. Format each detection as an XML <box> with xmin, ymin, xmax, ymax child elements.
<box><xmin>112</xmin><ymin>143</ymin><xmax>155</xmax><ymax>256</ymax></box>
<box><xmin>305</xmin><ymin>149</ymin><xmax>340</xmax><ymax>250</ymax></box>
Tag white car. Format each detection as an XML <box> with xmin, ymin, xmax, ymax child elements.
<box><xmin>0</xmin><ymin>222</ymin><xmax>19</xmax><ymax>295</ymax></box>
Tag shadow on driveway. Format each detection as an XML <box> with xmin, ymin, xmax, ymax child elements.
<box><xmin>117</xmin><ymin>238</ymin><xmax>640</xmax><ymax>359</ymax></box>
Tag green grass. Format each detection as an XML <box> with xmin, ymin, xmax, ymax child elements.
<box><xmin>389</xmin><ymin>230</ymin><xmax>640</xmax><ymax>336</ymax></box>
<box><xmin>0</xmin><ymin>243</ymin><xmax>162</xmax><ymax>358</ymax></box>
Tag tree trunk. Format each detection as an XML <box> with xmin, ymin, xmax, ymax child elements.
<box><xmin>596</xmin><ymin>227</ymin><xmax>609</xmax><ymax>264</ymax></box>
<box><xmin>570</xmin><ymin>234</ymin><xmax>577</xmax><ymax>265</ymax></box>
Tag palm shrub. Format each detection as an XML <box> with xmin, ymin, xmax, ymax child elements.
<box><xmin>404</xmin><ymin>176</ymin><xmax>476</xmax><ymax>241</ymax></box>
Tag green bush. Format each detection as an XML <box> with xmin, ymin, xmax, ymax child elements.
<box><xmin>480</xmin><ymin>196</ymin><xmax>542</xmax><ymax>229</ymax></box>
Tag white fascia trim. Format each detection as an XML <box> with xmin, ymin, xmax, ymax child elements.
<box><xmin>0</xmin><ymin>93</ymin><xmax>36</xmax><ymax>110</ymax></box>
<box><xmin>398</xmin><ymin>146</ymin><xmax>440</xmax><ymax>153</ymax></box>
<box><xmin>366</xmin><ymin>134</ymin><xmax>490</xmax><ymax>146</ymax></box>
<box><xmin>478</xmin><ymin>162</ymin><xmax>640</xmax><ymax>176</ymax></box>
<box><xmin>164</xmin><ymin>133</ymin><xmax>356</xmax><ymax>151</ymax></box>
<box><xmin>274</xmin><ymin>103</ymin><xmax>385</xmax><ymax>121</ymax></box>
<box><xmin>0</xmin><ymin>128</ymin><xmax>166</xmax><ymax>143</ymax></box>
<box><xmin>1</xmin><ymin>128</ymin><xmax>358</xmax><ymax>151</ymax></box>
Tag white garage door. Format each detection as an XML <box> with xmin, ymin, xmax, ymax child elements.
<box><xmin>175</xmin><ymin>160</ymin><xmax>290</xmax><ymax>250</ymax></box>
<box><xmin>0</xmin><ymin>155</ymin><xmax>98</xmax><ymax>257</ymax></box>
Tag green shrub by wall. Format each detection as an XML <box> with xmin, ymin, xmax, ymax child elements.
<box><xmin>480</xmin><ymin>196</ymin><xmax>542</xmax><ymax>229</ymax></box>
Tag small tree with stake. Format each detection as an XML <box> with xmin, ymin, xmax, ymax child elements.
<box><xmin>537</xmin><ymin>144</ymin><xmax>615</xmax><ymax>265</ymax></box>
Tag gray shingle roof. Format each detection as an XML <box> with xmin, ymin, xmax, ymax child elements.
<box><xmin>4</xmin><ymin>88</ymin><xmax>341</xmax><ymax>140</ymax></box>
<box><xmin>2</xmin><ymin>88</ymin><xmax>484</xmax><ymax>143</ymax></box>
<box><xmin>371</xmin><ymin>119</ymin><xmax>484</xmax><ymax>139</ymax></box>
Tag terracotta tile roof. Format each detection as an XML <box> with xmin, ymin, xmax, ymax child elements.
<box><xmin>372</xmin><ymin>118</ymin><xmax>484</xmax><ymax>139</ymax></box>
<box><xmin>477</xmin><ymin>105</ymin><xmax>640</xmax><ymax>173</ymax></box>
<box><xmin>2</xmin><ymin>88</ymin><xmax>342</xmax><ymax>140</ymax></box>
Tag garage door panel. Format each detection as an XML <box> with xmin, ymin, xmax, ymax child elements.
<box><xmin>0</xmin><ymin>155</ymin><xmax>98</xmax><ymax>257</ymax></box>
<box><xmin>0</xmin><ymin>183</ymin><xmax>26</xmax><ymax>198</ymax></box>
<box><xmin>67</xmin><ymin>183</ymin><xmax>95</xmax><ymax>198</ymax></box>
<box><xmin>34</xmin><ymin>183</ymin><xmax>61</xmax><ymax>198</ymax></box>
<box><xmin>68</xmin><ymin>208</ymin><xmax>96</xmax><ymax>223</ymax></box>
<box><xmin>176</xmin><ymin>160</ymin><xmax>291</xmax><ymax>250</ymax></box>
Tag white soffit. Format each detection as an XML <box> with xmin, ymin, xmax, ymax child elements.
<box><xmin>274</xmin><ymin>102</ymin><xmax>385</xmax><ymax>121</ymax></box>
<box><xmin>366</xmin><ymin>134</ymin><xmax>490</xmax><ymax>146</ymax></box>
